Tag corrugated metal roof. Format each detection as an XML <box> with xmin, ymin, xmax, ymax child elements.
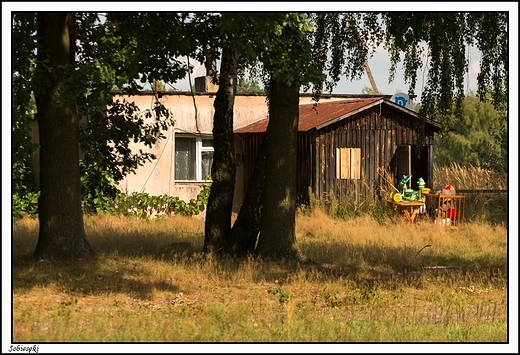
<box><xmin>235</xmin><ymin>98</ymin><xmax>384</xmax><ymax>133</ymax></box>
<box><xmin>235</xmin><ymin>97</ymin><xmax>442</xmax><ymax>133</ymax></box>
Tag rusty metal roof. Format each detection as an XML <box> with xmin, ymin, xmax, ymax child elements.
<box><xmin>234</xmin><ymin>98</ymin><xmax>384</xmax><ymax>133</ymax></box>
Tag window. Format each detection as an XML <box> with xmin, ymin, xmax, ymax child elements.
<box><xmin>175</xmin><ymin>135</ymin><xmax>214</xmax><ymax>181</ymax></box>
<box><xmin>335</xmin><ymin>147</ymin><xmax>361</xmax><ymax>179</ymax></box>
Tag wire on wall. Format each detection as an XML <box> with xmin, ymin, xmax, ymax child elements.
<box><xmin>140</xmin><ymin>129</ymin><xmax>173</xmax><ymax>193</ymax></box>
<box><xmin>186</xmin><ymin>56</ymin><xmax>201</xmax><ymax>135</ymax></box>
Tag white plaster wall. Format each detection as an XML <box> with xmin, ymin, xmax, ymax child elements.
<box><xmin>116</xmin><ymin>93</ymin><xmax>270</xmax><ymax>205</ymax></box>
<box><xmin>27</xmin><ymin>91</ymin><xmax>360</xmax><ymax>210</ymax></box>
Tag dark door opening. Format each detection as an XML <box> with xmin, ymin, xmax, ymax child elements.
<box><xmin>391</xmin><ymin>145</ymin><xmax>432</xmax><ymax>191</ymax></box>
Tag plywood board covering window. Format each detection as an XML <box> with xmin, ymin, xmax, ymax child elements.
<box><xmin>335</xmin><ymin>147</ymin><xmax>361</xmax><ymax>179</ymax></box>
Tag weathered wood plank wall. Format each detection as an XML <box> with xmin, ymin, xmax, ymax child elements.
<box><xmin>237</xmin><ymin>105</ymin><xmax>437</xmax><ymax>207</ymax></box>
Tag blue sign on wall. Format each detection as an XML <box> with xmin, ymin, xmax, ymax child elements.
<box><xmin>390</xmin><ymin>93</ymin><xmax>414</xmax><ymax>110</ymax></box>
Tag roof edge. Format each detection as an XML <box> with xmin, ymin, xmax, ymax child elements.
<box><xmin>314</xmin><ymin>98</ymin><xmax>385</xmax><ymax>130</ymax></box>
<box><xmin>109</xmin><ymin>90</ymin><xmax>393</xmax><ymax>99</ymax></box>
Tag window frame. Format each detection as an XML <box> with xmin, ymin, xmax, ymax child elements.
<box><xmin>174</xmin><ymin>133</ymin><xmax>214</xmax><ymax>182</ymax></box>
<box><xmin>335</xmin><ymin>147</ymin><xmax>361</xmax><ymax>180</ymax></box>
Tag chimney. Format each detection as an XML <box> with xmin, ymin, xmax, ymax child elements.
<box><xmin>194</xmin><ymin>75</ymin><xmax>219</xmax><ymax>93</ymax></box>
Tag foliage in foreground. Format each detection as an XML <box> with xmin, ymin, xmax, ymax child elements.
<box><xmin>12</xmin><ymin>182</ymin><xmax>211</xmax><ymax>220</ymax></box>
<box><xmin>80</xmin><ymin>184</ymin><xmax>212</xmax><ymax>218</ymax></box>
<box><xmin>110</xmin><ymin>186</ymin><xmax>211</xmax><ymax>218</ymax></box>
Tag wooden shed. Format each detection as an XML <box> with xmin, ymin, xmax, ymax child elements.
<box><xmin>234</xmin><ymin>97</ymin><xmax>442</xmax><ymax>205</ymax></box>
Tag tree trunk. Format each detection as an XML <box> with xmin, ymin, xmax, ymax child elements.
<box><xmin>227</xmin><ymin>136</ymin><xmax>267</xmax><ymax>256</ymax></box>
<box><xmin>33</xmin><ymin>13</ymin><xmax>94</xmax><ymax>260</ymax></box>
<box><xmin>255</xmin><ymin>78</ymin><xmax>300</xmax><ymax>260</ymax></box>
<box><xmin>203</xmin><ymin>48</ymin><xmax>238</xmax><ymax>253</ymax></box>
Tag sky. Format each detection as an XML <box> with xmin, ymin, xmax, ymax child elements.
<box><xmin>172</xmin><ymin>43</ymin><xmax>483</xmax><ymax>102</ymax></box>
<box><xmin>3</xmin><ymin>2</ymin><xmax>507</xmax><ymax>102</ymax></box>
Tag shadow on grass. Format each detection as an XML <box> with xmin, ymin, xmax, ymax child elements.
<box><xmin>303</xmin><ymin>239</ymin><xmax>506</xmax><ymax>268</ymax></box>
<box><xmin>12</xmin><ymin>227</ymin><xmax>507</xmax><ymax>297</ymax></box>
<box><xmin>12</xmin><ymin>253</ymin><xmax>180</xmax><ymax>300</ymax></box>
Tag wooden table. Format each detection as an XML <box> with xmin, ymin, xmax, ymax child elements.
<box><xmin>387</xmin><ymin>200</ymin><xmax>425</xmax><ymax>223</ymax></box>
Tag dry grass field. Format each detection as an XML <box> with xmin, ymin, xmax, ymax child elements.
<box><xmin>433</xmin><ymin>163</ymin><xmax>507</xmax><ymax>191</ymax></box>
<box><xmin>11</xmin><ymin>209</ymin><xmax>509</xmax><ymax>348</ymax></box>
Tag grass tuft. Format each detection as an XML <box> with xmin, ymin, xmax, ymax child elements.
<box><xmin>13</xmin><ymin>209</ymin><xmax>507</xmax><ymax>342</ymax></box>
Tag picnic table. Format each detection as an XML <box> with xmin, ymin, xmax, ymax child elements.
<box><xmin>386</xmin><ymin>199</ymin><xmax>425</xmax><ymax>224</ymax></box>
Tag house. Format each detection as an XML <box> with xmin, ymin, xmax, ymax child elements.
<box><xmin>27</xmin><ymin>77</ymin><xmax>440</xmax><ymax>212</ymax></box>
<box><xmin>102</xmin><ymin>87</ymin><xmax>442</xmax><ymax>210</ymax></box>
<box><xmin>112</xmin><ymin>89</ymin><xmax>267</xmax><ymax>209</ymax></box>
<box><xmin>111</xmin><ymin>86</ymin><xmax>355</xmax><ymax>211</ymax></box>
<box><xmin>235</xmin><ymin>97</ymin><xmax>441</xmax><ymax>205</ymax></box>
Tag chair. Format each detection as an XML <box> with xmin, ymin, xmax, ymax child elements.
<box><xmin>425</xmin><ymin>193</ymin><xmax>465</xmax><ymax>227</ymax></box>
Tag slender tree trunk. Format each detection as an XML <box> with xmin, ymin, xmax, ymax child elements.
<box><xmin>203</xmin><ymin>48</ymin><xmax>238</xmax><ymax>253</ymax></box>
<box><xmin>227</xmin><ymin>136</ymin><xmax>267</xmax><ymax>256</ymax></box>
<box><xmin>256</xmin><ymin>78</ymin><xmax>300</xmax><ymax>260</ymax></box>
<box><xmin>34</xmin><ymin>13</ymin><xmax>94</xmax><ymax>260</ymax></box>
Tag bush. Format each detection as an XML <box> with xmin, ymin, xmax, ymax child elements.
<box><xmin>111</xmin><ymin>185</ymin><xmax>210</xmax><ymax>218</ymax></box>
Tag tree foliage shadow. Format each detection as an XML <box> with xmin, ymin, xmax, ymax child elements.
<box><xmin>12</xmin><ymin>227</ymin><xmax>507</xmax><ymax>298</ymax></box>
<box><xmin>250</xmin><ymin>240</ymin><xmax>508</xmax><ymax>290</ymax></box>
<box><xmin>12</xmin><ymin>253</ymin><xmax>179</xmax><ymax>300</ymax></box>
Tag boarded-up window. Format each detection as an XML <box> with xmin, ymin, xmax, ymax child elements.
<box><xmin>335</xmin><ymin>147</ymin><xmax>361</xmax><ymax>179</ymax></box>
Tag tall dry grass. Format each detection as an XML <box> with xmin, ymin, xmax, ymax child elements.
<box><xmin>433</xmin><ymin>163</ymin><xmax>508</xmax><ymax>225</ymax></box>
<box><xmin>12</xmin><ymin>210</ymin><xmax>508</xmax><ymax>344</ymax></box>
<box><xmin>433</xmin><ymin>162</ymin><xmax>507</xmax><ymax>190</ymax></box>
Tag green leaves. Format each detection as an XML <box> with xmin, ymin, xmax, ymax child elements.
<box><xmin>382</xmin><ymin>12</ymin><xmax>507</xmax><ymax>131</ymax></box>
<box><xmin>268</xmin><ymin>286</ymin><xmax>293</xmax><ymax>304</ymax></box>
<box><xmin>78</xmin><ymin>98</ymin><xmax>174</xmax><ymax>201</ymax></box>
<box><xmin>12</xmin><ymin>183</ymin><xmax>40</xmax><ymax>219</ymax></box>
<box><xmin>111</xmin><ymin>185</ymin><xmax>211</xmax><ymax>219</ymax></box>
<box><xmin>257</xmin><ymin>14</ymin><xmax>315</xmax><ymax>89</ymax></box>
<box><xmin>433</xmin><ymin>94</ymin><xmax>507</xmax><ymax>172</ymax></box>
<box><xmin>12</xmin><ymin>15</ymin><xmax>39</xmax><ymax>218</ymax></box>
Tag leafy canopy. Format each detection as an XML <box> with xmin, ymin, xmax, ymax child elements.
<box><xmin>382</xmin><ymin>12</ymin><xmax>507</xmax><ymax>131</ymax></box>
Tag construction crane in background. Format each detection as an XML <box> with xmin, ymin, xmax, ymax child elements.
<box><xmin>364</xmin><ymin>59</ymin><xmax>381</xmax><ymax>95</ymax></box>
<box><xmin>343</xmin><ymin>13</ymin><xmax>382</xmax><ymax>95</ymax></box>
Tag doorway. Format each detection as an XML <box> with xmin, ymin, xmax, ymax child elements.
<box><xmin>391</xmin><ymin>145</ymin><xmax>432</xmax><ymax>191</ymax></box>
